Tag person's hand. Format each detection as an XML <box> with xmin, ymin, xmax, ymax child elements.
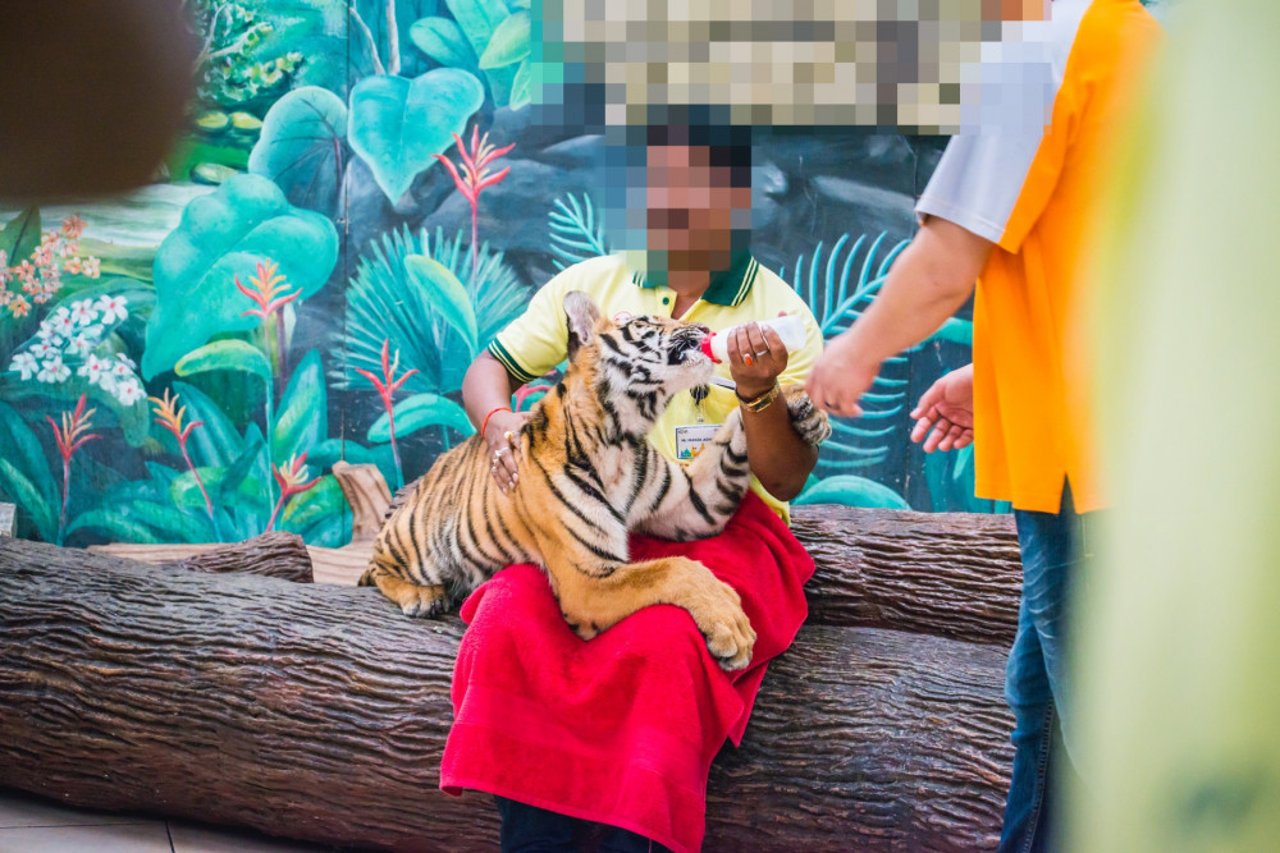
<box><xmin>806</xmin><ymin>333</ymin><xmax>880</xmax><ymax>418</ymax></box>
<box><xmin>727</xmin><ymin>322</ymin><xmax>788</xmax><ymax>400</ymax></box>
<box><xmin>484</xmin><ymin>409</ymin><xmax>531</xmax><ymax>492</ymax></box>
<box><xmin>910</xmin><ymin>364</ymin><xmax>974</xmax><ymax>452</ymax></box>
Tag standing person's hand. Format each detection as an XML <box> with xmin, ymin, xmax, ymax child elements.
<box><xmin>806</xmin><ymin>333</ymin><xmax>881</xmax><ymax>417</ymax></box>
<box><xmin>910</xmin><ymin>364</ymin><xmax>975</xmax><ymax>452</ymax></box>
<box><xmin>484</xmin><ymin>409</ymin><xmax>532</xmax><ymax>492</ymax></box>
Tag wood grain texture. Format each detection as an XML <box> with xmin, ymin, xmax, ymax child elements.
<box><xmin>333</xmin><ymin>461</ymin><xmax>393</xmax><ymax>544</ymax></box>
<box><xmin>0</xmin><ymin>534</ymin><xmax>1015</xmax><ymax>851</ymax></box>
<box><xmin>792</xmin><ymin>506</ymin><xmax>1021</xmax><ymax>644</ymax></box>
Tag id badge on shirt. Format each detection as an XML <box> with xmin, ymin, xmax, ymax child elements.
<box><xmin>675</xmin><ymin>423</ymin><xmax>720</xmax><ymax>461</ymax></box>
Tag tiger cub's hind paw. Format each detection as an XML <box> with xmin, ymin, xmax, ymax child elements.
<box><xmin>782</xmin><ymin>385</ymin><xmax>832</xmax><ymax>447</ymax></box>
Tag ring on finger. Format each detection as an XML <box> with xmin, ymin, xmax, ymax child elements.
<box><xmin>754</xmin><ymin>348</ymin><xmax>769</xmax><ymax>357</ymax></box>
<box><xmin>743</xmin><ymin>353</ymin><xmax>755</xmax><ymax>367</ymax></box>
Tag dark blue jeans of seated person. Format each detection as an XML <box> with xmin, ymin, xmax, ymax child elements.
<box><xmin>998</xmin><ymin>484</ymin><xmax>1094</xmax><ymax>853</ymax></box>
<box><xmin>495</xmin><ymin>796</ymin><xmax>670</xmax><ymax>853</ymax></box>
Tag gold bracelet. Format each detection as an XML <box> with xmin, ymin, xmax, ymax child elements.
<box><xmin>736</xmin><ymin>383</ymin><xmax>780</xmax><ymax>413</ymax></box>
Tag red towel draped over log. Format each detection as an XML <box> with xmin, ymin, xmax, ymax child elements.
<box><xmin>440</xmin><ymin>493</ymin><xmax>816</xmax><ymax>853</ymax></box>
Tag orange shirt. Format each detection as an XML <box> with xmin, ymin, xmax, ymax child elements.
<box><xmin>917</xmin><ymin>0</ymin><xmax>1161</xmax><ymax>512</ymax></box>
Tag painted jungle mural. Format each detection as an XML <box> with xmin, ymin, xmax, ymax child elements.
<box><xmin>5</xmin><ymin>0</ymin><xmax>1181</xmax><ymax>544</ymax></box>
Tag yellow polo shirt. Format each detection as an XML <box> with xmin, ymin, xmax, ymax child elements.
<box><xmin>488</xmin><ymin>252</ymin><xmax>823</xmax><ymax>521</ymax></box>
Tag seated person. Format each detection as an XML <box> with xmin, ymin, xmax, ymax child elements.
<box><xmin>441</xmin><ymin>110</ymin><xmax>825</xmax><ymax>853</ymax></box>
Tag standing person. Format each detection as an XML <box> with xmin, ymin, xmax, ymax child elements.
<box><xmin>440</xmin><ymin>111</ymin><xmax>827</xmax><ymax>852</ymax></box>
<box><xmin>806</xmin><ymin>1</ymin><xmax>1161</xmax><ymax>850</ymax></box>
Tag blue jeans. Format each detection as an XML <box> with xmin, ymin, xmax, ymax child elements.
<box><xmin>998</xmin><ymin>486</ymin><xmax>1092</xmax><ymax>853</ymax></box>
<box><xmin>495</xmin><ymin>796</ymin><xmax>667</xmax><ymax>852</ymax></box>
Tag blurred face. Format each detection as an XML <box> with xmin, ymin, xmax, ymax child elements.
<box><xmin>645</xmin><ymin>144</ymin><xmax>751</xmax><ymax>279</ymax></box>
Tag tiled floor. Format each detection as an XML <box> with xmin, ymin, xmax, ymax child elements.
<box><xmin>0</xmin><ymin>788</ymin><xmax>330</xmax><ymax>852</ymax></box>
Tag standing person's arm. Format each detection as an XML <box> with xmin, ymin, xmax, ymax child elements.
<box><xmin>806</xmin><ymin>218</ymin><xmax>991</xmax><ymax>417</ymax></box>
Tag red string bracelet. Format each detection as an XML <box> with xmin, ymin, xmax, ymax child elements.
<box><xmin>480</xmin><ymin>405</ymin><xmax>511</xmax><ymax>437</ymax></box>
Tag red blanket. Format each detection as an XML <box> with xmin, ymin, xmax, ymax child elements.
<box><xmin>439</xmin><ymin>492</ymin><xmax>815</xmax><ymax>852</ymax></box>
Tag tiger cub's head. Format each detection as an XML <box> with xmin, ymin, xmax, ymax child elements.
<box><xmin>561</xmin><ymin>290</ymin><xmax>713</xmax><ymax>430</ymax></box>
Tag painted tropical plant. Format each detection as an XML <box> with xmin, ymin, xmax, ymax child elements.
<box><xmin>434</xmin><ymin>126</ymin><xmax>515</xmax><ymax>280</ymax></box>
<box><xmin>409</xmin><ymin>0</ymin><xmax>535</xmax><ymax>108</ymax></box>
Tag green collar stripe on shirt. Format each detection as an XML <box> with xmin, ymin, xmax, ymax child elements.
<box><xmin>487</xmin><ymin>338</ymin><xmax>539</xmax><ymax>384</ymax></box>
<box><xmin>631</xmin><ymin>254</ymin><xmax>760</xmax><ymax>307</ymax></box>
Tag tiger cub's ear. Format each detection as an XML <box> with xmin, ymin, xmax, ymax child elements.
<box><xmin>564</xmin><ymin>290</ymin><xmax>603</xmax><ymax>361</ymax></box>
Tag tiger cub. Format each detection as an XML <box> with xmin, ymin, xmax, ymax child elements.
<box><xmin>361</xmin><ymin>290</ymin><xmax>830</xmax><ymax>671</ymax></box>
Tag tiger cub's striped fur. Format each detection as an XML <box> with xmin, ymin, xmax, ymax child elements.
<box><xmin>360</xmin><ymin>290</ymin><xmax>830</xmax><ymax>671</ymax></box>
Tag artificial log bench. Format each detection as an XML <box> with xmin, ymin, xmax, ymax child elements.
<box><xmin>0</xmin><ymin>506</ymin><xmax>1021</xmax><ymax>851</ymax></box>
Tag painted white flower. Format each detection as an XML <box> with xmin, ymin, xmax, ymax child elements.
<box><xmin>36</xmin><ymin>319</ymin><xmax>57</xmax><ymax>340</ymax></box>
<box><xmin>113</xmin><ymin>377</ymin><xmax>145</xmax><ymax>405</ymax></box>
<box><xmin>77</xmin><ymin>353</ymin><xmax>109</xmax><ymax>385</ymax></box>
<box><xmin>95</xmin><ymin>294</ymin><xmax>128</xmax><ymax>324</ymax></box>
<box><xmin>9</xmin><ymin>352</ymin><xmax>37</xmax><ymax>380</ymax></box>
<box><xmin>66</xmin><ymin>333</ymin><xmax>95</xmax><ymax>357</ymax></box>
<box><xmin>38</xmin><ymin>355</ymin><xmax>70</xmax><ymax>383</ymax></box>
<box><xmin>98</xmin><ymin>371</ymin><xmax>117</xmax><ymax>394</ymax></box>
<box><xmin>111</xmin><ymin>358</ymin><xmax>133</xmax><ymax>378</ymax></box>
<box><xmin>70</xmin><ymin>299</ymin><xmax>98</xmax><ymax>327</ymax></box>
<box><xmin>115</xmin><ymin>352</ymin><xmax>137</xmax><ymax>370</ymax></box>
<box><xmin>31</xmin><ymin>340</ymin><xmax>59</xmax><ymax>360</ymax></box>
<box><xmin>51</xmin><ymin>309</ymin><xmax>75</xmax><ymax>338</ymax></box>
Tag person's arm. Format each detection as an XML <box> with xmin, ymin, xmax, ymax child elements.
<box><xmin>727</xmin><ymin>324</ymin><xmax>817</xmax><ymax>501</ymax></box>
<box><xmin>806</xmin><ymin>217</ymin><xmax>993</xmax><ymax>417</ymax></box>
<box><xmin>462</xmin><ymin>352</ymin><xmax>532</xmax><ymax>493</ymax></box>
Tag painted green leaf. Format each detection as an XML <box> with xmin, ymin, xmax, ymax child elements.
<box><xmin>309</xmin><ymin>437</ymin><xmax>398</xmax><ymax>490</ymax></box>
<box><xmin>445</xmin><ymin>0</ymin><xmax>512</xmax><ymax>56</ymax></box>
<box><xmin>248</xmin><ymin>86</ymin><xmax>348</xmax><ymax>215</ymax></box>
<box><xmin>509</xmin><ymin>58</ymin><xmax>533</xmax><ymax>109</ymax></box>
<box><xmin>0</xmin><ymin>401</ymin><xmax>58</xmax><ymax>505</ymax></box>
<box><xmin>216</xmin><ymin>434</ymin><xmax>267</xmax><ymax>506</ymax></box>
<box><xmin>272</xmin><ymin>348</ymin><xmax>327</xmax><ymax>460</ymax></box>
<box><xmin>280</xmin><ymin>475</ymin><xmax>345</xmax><ymax>531</ymax></box>
<box><xmin>170</xmin><ymin>381</ymin><xmax>243</xmax><ymax>469</ymax></box>
<box><xmin>347</xmin><ymin>69</ymin><xmax>485</xmax><ymax>202</ymax></box>
<box><xmin>170</xmin><ymin>467</ymin><xmax>217</xmax><ymax>510</ymax></box>
<box><xmin>479</xmin><ymin>11</ymin><xmax>530</xmax><ymax>69</ymax></box>
<box><xmin>404</xmin><ymin>254</ymin><xmax>478</xmax><ymax>354</ymax></box>
<box><xmin>66</xmin><ymin>507</ymin><xmax>163</xmax><ymax>544</ymax></box>
<box><xmin>928</xmin><ymin>317</ymin><xmax>974</xmax><ymax>347</ymax></box>
<box><xmin>0</xmin><ymin>207</ymin><xmax>42</xmax><ymax>263</ymax></box>
<box><xmin>69</xmin><ymin>503</ymin><xmax>210</xmax><ymax>543</ymax></box>
<box><xmin>299</xmin><ymin>511</ymin><xmax>352</xmax><ymax>548</ymax></box>
<box><xmin>171</xmin><ymin>466</ymin><xmax>264</xmax><ymax>512</ymax></box>
<box><xmin>409</xmin><ymin>17</ymin><xmax>479</xmax><ymax>69</ymax></box>
<box><xmin>368</xmin><ymin>393</ymin><xmax>474</xmax><ymax>443</ymax></box>
<box><xmin>7</xmin><ymin>375</ymin><xmax>151</xmax><ymax>448</ymax></box>
<box><xmin>0</xmin><ymin>458</ymin><xmax>56</xmax><ymax>541</ymax></box>
<box><xmin>175</xmin><ymin>340</ymin><xmax>272</xmax><ymax>383</ymax></box>
<box><xmin>793</xmin><ymin>475</ymin><xmax>911</xmax><ymax>509</ymax></box>
<box><xmin>143</xmin><ymin>174</ymin><xmax>338</xmax><ymax>379</ymax></box>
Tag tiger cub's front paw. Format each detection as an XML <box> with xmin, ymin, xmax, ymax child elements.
<box><xmin>782</xmin><ymin>385</ymin><xmax>831</xmax><ymax>447</ymax></box>
<box><xmin>688</xmin><ymin>574</ymin><xmax>756</xmax><ymax>672</ymax></box>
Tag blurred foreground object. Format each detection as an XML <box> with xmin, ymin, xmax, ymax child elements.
<box><xmin>1071</xmin><ymin>0</ymin><xmax>1280</xmax><ymax>849</ymax></box>
<box><xmin>0</xmin><ymin>1</ymin><xmax>195</xmax><ymax>200</ymax></box>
